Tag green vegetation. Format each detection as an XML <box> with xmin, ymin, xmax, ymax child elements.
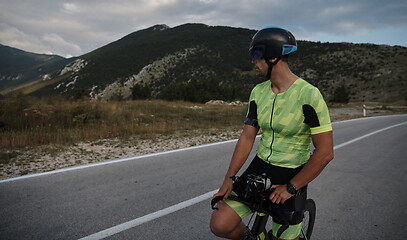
<box><xmin>2</xmin><ymin>24</ymin><xmax>407</xmax><ymax>104</ymax></box>
<box><xmin>0</xmin><ymin>95</ymin><xmax>247</xmax><ymax>149</ymax></box>
<box><xmin>333</xmin><ymin>85</ymin><xmax>350</xmax><ymax>103</ymax></box>
<box><xmin>131</xmin><ymin>83</ymin><xmax>152</xmax><ymax>100</ymax></box>
<box><xmin>72</xmin><ymin>24</ymin><xmax>259</xmax><ymax>103</ymax></box>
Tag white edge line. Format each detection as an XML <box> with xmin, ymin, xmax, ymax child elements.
<box><xmin>331</xmin><ymin>113</ymin><xmax>407</xmax><ymax>125</ymax></box>
<box><xmin>78</xmin><ymin>190</ymin><xmax>218</xmax><ymax>240</ymax></box>
<box><xmin>333</xmin><ymin>121</ymin><xmax>407</xmax><ymax>150</ymax></box>
<box><xmin>0</xmin><ymin>139</ymin><xmax>239</xmax><ymax>183</ymax></box>
<box><xmin>2</xmin><ymin>114</ymin><xmax>405</xmax><ymax>184</ymax></box>
<box><xmin>77</xmin><ymin>118</ymin><xmax>407</xmax><ymax>239</ymax></box>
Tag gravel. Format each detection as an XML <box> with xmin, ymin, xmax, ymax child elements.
<box><xmin>1</xmin><ymin>104</ymin><xmax>405</xmax><ymax>180</ymax></box>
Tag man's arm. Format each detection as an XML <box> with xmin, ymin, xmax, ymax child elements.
<box><xmin>269</xmin><ymin>131</ymin><xmax>334</xmax><ymax>204</ymax></box>
<box><xmin>290</xmin><ymin>130</ymin><xmax>334</xmax><ymax>189</ymax></box>
<box><xmin>213</xmin><ymin>125</ymin><xmax>259</xmax><ymax>200</ymax></box>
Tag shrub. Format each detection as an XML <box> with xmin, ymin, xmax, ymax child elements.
<box><xmin>333</xmin><ymin>85</ymin><xmax>350</xmax><ymax>103</ymax></box>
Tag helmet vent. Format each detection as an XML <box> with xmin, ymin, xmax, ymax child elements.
<box><xmin>281</xmin><ymin>45</ymin><xmax>297</xmax><ymax>56</ymax></box>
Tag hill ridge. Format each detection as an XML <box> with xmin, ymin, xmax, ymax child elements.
<box><xmin>1</xmin><ymin>24</ymin><xmax>406</xmax><ymax>103</ymax></box>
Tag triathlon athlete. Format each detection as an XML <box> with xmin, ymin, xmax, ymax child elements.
<box><xmin>210</xmin><ymin>27</ymin><xmax>334</xmax><ymax>240</ymax></box>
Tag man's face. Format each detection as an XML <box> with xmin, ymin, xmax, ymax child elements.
<box><xmin>250</xmin><ymin>45</ymin><xmax>268</xmax><ymax>77</ymax></box>
<box><xmin>249</xmin><ymin>45</ymin><xmax>265</xmax><ymax>62</ymax></box>
<box><xmin>252</xmin><ymin>59</ymin><xmax>269</xmax><ymax>77</ymax></box>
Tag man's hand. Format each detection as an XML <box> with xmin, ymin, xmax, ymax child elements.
<box><xmin>269</xmin><ymin>184</ymin><xmax>294</xmax><ymax>204</ymax></box>
<box><xmin>213</xmin><ymin>177</ymin><xmax>234</xmax><ymax>200</ymax></box>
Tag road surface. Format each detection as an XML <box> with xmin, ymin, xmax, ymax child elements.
<box><xmin>1</xmin><ymin>114</ymin><xmax>406</xmax><ymax>239</ymax></box>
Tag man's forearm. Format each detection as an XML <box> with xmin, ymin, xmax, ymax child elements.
<box><xmin>290</xmin><ymin>149</ymin><xmax>333</xmax><ymax>189</ymax></box>
<box><xmin>225</xmin><ymin>126</ymin><xmax>258</xmax><ymax>178</ymax></box>
<box><xmin>290</xmin><ymin>131</ymin><xmax>334</xmax><ymax>189</ymax></box>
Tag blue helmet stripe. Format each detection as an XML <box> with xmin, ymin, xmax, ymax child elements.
<box><xmin>260</xmin><ymin>26</ymin><xmax>284</xmax><ymax>30</ymax></box>
<box><xmin>282</xmin><ymin>44</ymin><xmax>297</xmax><ymax>55</ymax></box>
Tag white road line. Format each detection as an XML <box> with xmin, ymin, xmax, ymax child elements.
<box><xmin>2</xmin><ymin>114</ymin><xmax>405</xmax><ymax>184</ymax></box>
<box><xmin>78</xmin><ymin>190</ymin><xmax>219</xmax><ymax>240</ymax></box>
<box><xmin>331</xmin><ymin>113</ymin><xmax>407</xmax><ymax>125</ymax></box>
<box><xmin>333</xmin><ymin>121</ymin><xmax>407</xmax><ymax>150</ymax></box>
<box><xmin>0</xmin><ymin>139</ymin><xmax>238</xmax><ymax>184</ymax></box>
<box><xmin>78</xmin><ymin>120</ymin><xmax>407</xmax><ymax>239</ymax></box>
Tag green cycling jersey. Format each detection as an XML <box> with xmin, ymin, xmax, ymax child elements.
<box><xmin>245</xmin><ymin>78</ymin><xmax>332</xmax><ymax>168</ymax></box>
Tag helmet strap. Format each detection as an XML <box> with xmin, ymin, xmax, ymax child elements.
<box><xmin>265</xmin><ymin>57</ymin><xmax>281</xmax><ymax>79</ymax></box>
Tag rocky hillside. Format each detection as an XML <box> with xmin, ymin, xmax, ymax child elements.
<box><xmin>1</xmin><ymin>24</ymin><xmax>406</xmax><ymax>103</ymax></box>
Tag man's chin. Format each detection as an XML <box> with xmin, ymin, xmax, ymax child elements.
<box><xmin>256</xmin><ymin>70</ymin><xmax>265</xmax><ymax>77</ymax></box>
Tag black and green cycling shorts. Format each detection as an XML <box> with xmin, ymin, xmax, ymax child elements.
<box><xmin>225</xmin><ymin>156</ymin><xmax>307</xmax><ymax>239</ymax></box>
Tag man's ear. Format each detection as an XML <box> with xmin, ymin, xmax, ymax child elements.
<box><xmin>269</xmin><ymin>58</ymin><xmax>279</xmax><ymax>64</ymax></box>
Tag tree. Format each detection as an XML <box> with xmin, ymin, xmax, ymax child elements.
<box><xmin>333</xmin><ymin>85</ymin><xmax>350</xmax><ymax>103</ymax></box>
<box><xmin>131</xmin><ymin>83</ymin><xmax>151</xmax><ymax>100</ymax></box>
<box><xmin>73</xmin><ymin>86</ymin><xmax>87</xmax><ymax>100</ymax></box>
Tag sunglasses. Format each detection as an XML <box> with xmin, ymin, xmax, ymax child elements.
<box><xmin>249</xmin><ymin>45</ymin><xmax>266</xmax><ymax>61</ymax></box>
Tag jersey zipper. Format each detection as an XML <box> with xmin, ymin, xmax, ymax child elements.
<box><xmin>267</xmin><ymin>94</ymin><xmax>277</xmax><ymax>162</ymax></box>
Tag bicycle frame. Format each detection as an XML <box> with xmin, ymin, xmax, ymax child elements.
<box><xmin>249</xmin><ymin>212</ymin><xmax>311</xmax><ymax>240</ymax></box>
<box><xmin>250</xmin><ymin>213</ymin><xmax>270</xmax><ymax>240</ymax></box>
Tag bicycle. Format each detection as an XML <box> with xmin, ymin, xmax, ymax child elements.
<box><xmin>211</xmin><ymin>173</ymin><xmax>316</xmax><ymax>240</ymax></box>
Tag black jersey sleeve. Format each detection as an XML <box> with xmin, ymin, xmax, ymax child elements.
<box><xmin>244</xmin><ymin>100</ymin><xmax>258</xmax><ymax>127</ymax></box>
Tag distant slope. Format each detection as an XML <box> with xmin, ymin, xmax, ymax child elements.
<box><xmin>290</xmin><ymin>41</ymin><xmax>407</xmax><ymax>103</ymax></box>
<box><xmin>0</xmin><ymin>44</ymin><xmax>70</xmax><ymax>91</ymax></box>
<box><xmin>2</xmin><ymin>24</ymin><xmax>407</xmax><ymax>103</ymax></box>
<box><xmin>31</xmin><ymin>24</ymin><xmax>258</xmax><ymax>102</ymax></box>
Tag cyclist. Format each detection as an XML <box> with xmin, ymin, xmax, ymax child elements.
<box><xmin>210</xmin><ymin>27</ymin><xmax>334</xmax><ymax>240</ymax></box>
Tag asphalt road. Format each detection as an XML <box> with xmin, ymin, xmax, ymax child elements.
<box><xmin>1</xmin><ymin>114</ymin><xmax>406</xmax><ymax>240</ymax></box>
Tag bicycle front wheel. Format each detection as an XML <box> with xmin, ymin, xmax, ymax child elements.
<box><xmin>299</xmin><ymin>199</ymin><xmax>316</xmax><ymax>240</ymax></box>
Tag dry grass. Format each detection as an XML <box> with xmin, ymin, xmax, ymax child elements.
<box><xmin>2</xmin><ymin>96</ymin><xmax>406</xmax><ymax>150</ymax></box>
<box><xmin>0</xmin><ymin>96</ymin><xmax>246</xmax><ymax>149</ymax></box>
<box><xmin>1</xmin><ymin>96</ymin><xmax>406</xmax><ymax>179</ymax></box>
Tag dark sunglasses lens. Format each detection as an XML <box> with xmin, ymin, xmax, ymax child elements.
<box><xmin>251</xmin><ymin>47</ymin><xmax>264</xmax><ymax>61</ymax></box>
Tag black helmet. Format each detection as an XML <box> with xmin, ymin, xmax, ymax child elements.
<box><xmin>249</xmin><ymin>27</ymin><xmax>297</xmax><ymax>61</ymax></box>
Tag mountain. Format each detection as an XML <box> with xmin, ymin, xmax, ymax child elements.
<box><xmin>0</xmin><ymin>44</ymin><xmax>71</xmax><ymax>92</ymax></box>
<box><xmin>1</xmin><ymin>24</ymin><xmax>407</xmax><ymax>103</ymax></box>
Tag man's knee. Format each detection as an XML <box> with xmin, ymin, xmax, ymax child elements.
<box><xmin>210</xmin><ymin>202</ymin><xmax>241</xmax><ymax>237</ymax></box>
<box><xmin>210</xmin><ymin>216</ymin><xmax>235</xmax><ymax>237</ymax></box>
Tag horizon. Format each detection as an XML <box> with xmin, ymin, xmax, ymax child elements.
<box><xmin>2</xmin><ymin>23</ymin><xmax>406</xmax><ymax>59</ymax></box>
<box><xmin>1</xmin><ymin>0</ymin><xmax>406</xmax><ymax>58</ymax></box>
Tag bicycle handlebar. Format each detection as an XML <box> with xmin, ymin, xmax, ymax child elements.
<box><xmin>211</xmin><ymin>173</ymin><xmax>294</xmax><ymax>239</ymax></box>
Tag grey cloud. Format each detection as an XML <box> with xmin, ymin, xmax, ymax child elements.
<box><xmin>0</xmin><ymin>0</ymin><xmax>405</xmax><ymax>57</ymax></box>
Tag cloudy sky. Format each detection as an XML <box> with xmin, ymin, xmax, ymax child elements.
<box><xmin>1</xmin><ymin>0</ymin><xmax>406</xmax><ymax>58</ymax></box>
